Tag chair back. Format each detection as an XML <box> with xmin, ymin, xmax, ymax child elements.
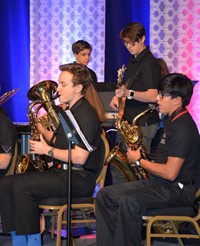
<box><xmin>95</xmin><ymin>133</ymin><xmax>110</xmax><ymax>189</ymax></box>
<box><xmin>5</xmin><ymin>141</ymin><xmax>19</xmax><ymax>176</ymax></box>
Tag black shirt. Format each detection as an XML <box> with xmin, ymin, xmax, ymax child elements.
<box><xmin>0</xmin><ymin>112</ymin><xmax>18</xmax><ymax>176</ymax></box>
<box><xmin>123</xmin><ymin>48</ymin><xmax>162</xmax><ymax>125</ymax></box>
<box><xmin>151</xmin><ymin>107</ymin><xmax>200</xmax><ymax>184</ymax></box>
<box><xmin>53</xmin><ymin>98</ymin><xmax>101</xmax><ymax>172</ymax></box>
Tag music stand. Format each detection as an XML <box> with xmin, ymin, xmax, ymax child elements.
<box><xmin>58</xmin><ymin>111</ymin><xmax>95</xmax><ymax>246</ymax></box>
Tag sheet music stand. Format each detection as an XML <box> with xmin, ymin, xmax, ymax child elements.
<box><xmin>58</xmin><ymin>111</ymin><xmax>95</xmax><ymax>246</ymax></box>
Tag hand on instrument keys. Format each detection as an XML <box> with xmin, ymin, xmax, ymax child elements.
<box><xmin>116</xmin><ymin>84</ymin><xmax>129</xmax><ymax>98</ymax></box>
<box><xmin>109</xmin><ymin>95</ymin><xmax>119</xmax><ymax>111</ymax></box>
<box><xmin>29</xmin><ymin>134</ymin><xmax>50</xmax><ymax>156</ymax></box>
<box><xmin>126</xmin><ymin>146</ymin><xmax>141</xmax><ymax>163</ymax></box>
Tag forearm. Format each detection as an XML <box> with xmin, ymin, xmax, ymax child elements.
<box><xmin>139</xmin><ymin>157</ymin><xmax>183</xmax><ymax>181</ymax></box>
<box><xmin>126</xmin><ymin>89</ymin><xmax>158</xmax><ymax>103</ymax></box>
<box><xmin>132</xmin><ymin>90</ymin><xmax>158</xmax><ymax>102</ymax></box>
<box><xmin>118</xmin><ymin>86</ymin><xmax>158</xmax><ymax>103</ymax></box>
<box><xmin>139</xmin><ymin>159</ymin><xmax>170</xmax><ymax>179</ymax></box>
<box><xmin>0</xmin><ymin>153</ymin><xmax>12</xmax><ymax>169</ymax></box>
<box><xmin>49</xmin><ymin>148</ymin><xmax>88</xmax><ymax>165</ymax></box>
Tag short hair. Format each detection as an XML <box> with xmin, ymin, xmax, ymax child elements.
<box><xmin>59</xmin><ymin>63</ymin><xmax>92</xmax><ymax>95</ymax></box>
<box><xmin>120</xmin><ymin>22</ymin><xmax>146</xmax><ymax>42</ymax></box>
<box><xmin>72</xmin><ymin>40</ymin><xmax>92</xmax><ymax>54</ymax></box>
<box><xmin>158</xmin><ymin>73</ymin><xmax>194</xmax><ymax>106</ymax></box>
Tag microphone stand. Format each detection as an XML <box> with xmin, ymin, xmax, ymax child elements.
<box><xmin>58</xmin><ymin>111</ymin><xmax>95</xmax><ymax>246</ymax></box>
<box><xmin>67</xmin><ymin>131</ymin><xmax>72</xmax><ymax>246</ymax></box>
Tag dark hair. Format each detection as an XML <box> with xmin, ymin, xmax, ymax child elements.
<box><xmin>158</xmin><ymin>73</ymin><xmax>194</xmax><ymax>106</ymax></box>
<box><xmin>59</xmin><ymin>63</ymin><xmax>92</xmax><ymax>95</ymax></box>
<box><xmin>120</xmin><ymin>22</ymin><xmax>146</xmax><ymax>42</ymax></box>
<box><xmin>72</xmin><ymin>40</ymin><xmax>92</xmax><ymax>54</ymax></box>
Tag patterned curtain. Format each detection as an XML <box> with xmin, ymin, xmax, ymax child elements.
<box><xmin>150</xmin><ymin>0</ymin><xmax>200</xmax><ymax>132</ymax></box>
<box><xmin>30</xmin><ymin>0</ymin><xmax>106</xmax><ymax>86</ymax></box>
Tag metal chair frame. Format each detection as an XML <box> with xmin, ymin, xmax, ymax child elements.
<box><xmin>143</xmin><ymin>188</ymin><xmax>200</xmax><ymax>246</ymax></box>
<box><xmin>39</xmin><ymin>133</ymin><xmax>110</xmax><ymax>246</ymax></box>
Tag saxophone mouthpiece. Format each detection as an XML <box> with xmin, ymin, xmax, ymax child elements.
<box><xmin>149</xmin><ymin>103</ymin><xmax>159</xmax><ymax>112</ymax></box>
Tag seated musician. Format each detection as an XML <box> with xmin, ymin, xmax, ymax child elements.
<box><xmin>95</xmin><ymin>73</ymin><xmax>200</xmax><ymax>246</ymax></box>
<box><xmin>0</xmin><ymin>108</ymin><xmax>18</xmax><ymax>176</ymax></box>
<box><xmin>0</xmin><ymin>63</ymin><xmax>102</xmax><ymax>246</ymax></box>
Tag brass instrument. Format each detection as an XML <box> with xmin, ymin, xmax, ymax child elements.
<box><xmin>0</xmin><ymin>88</ymin><xmax>19</xmax><ymax>106</ymax></box>
<box><xmin>117</xmin><ymin>65</ymin><xmax>126</xmax><ymax>119</ymax></box>
<box><xmin>107</xmin><ymin>104</ymin><xmax>157</xmax><ymax>181</ymax></box>
<box><xmin>108</xmin><ymin>104</ymin><xmax>175</xmax><ymax>234</ymax></box>
<box><xmin>106</xmin><ymin>144</ymin><xmax>140</xmax><ymax>182</ymax></box>
<box><xmin>116</xmin><ymin>104</ymin><xmax>156</xmax><ymax>159</ymax></box>
<box><xmin>15</xmin><ymin>80</ymin><xmax>60</xmax><ymax>174</ymax></box>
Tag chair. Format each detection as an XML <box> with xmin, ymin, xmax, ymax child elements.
<box><xmin>5</xmin><ymin>141</ymin><xmax>19</xmax><ymax>176</ymax></box>
<box><xmin>143</xmin><ymin>188</ymin><xmax>200</xmax><ymax>246</ymax></box>
<box><xmin>39</xmin><ymin>133</ymin><xmax>110</xmax><ymax>245</ymax></box>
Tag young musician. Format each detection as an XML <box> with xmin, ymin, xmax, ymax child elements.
<box><xmin>96</xmin><ymin>73</ymin><xmax>200</xmax><ymax>246</ymax></box>
<box><xmin>0</xmin><ymin>63</ymin><xmax>102</xmax><ymax>245</ymax></box>
<box><xmin>72</xmin><ymin>40</ymin><xmax>97</xmax><ymax>83</ymax></box>
<box><xmin>109</xmin><ymin>22</ymin><xmax>162</xmax><ymax>154</ymax></box>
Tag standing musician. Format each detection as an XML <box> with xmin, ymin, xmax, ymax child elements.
<box><xmin>0</xmin><ymin>63</ymin><xmax>102</xmax><ymax>246</ymax></box>
<box><xmin>72</xmin><ymin>39</ymin><xmax>97</xmax><ymax>83</ymax></box>
<box><xmin>109</xmin><ymin>22</ymin><xmax>162</xmax><ymax>154</ymax></box>
<box><xmin>61</xmin><ymin>40</ymin><xmax>106</xmax><ymax>124</ymax></box>
<box><xmin>96</xmin><ymin>73</ymin><xmax>200</xmax><ymax>246</ymax></box>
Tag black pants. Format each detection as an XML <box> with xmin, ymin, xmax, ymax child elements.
<box><xmin>95</xmin><ymin>180</ymin><xmax>195</xmax><ymax>246</ymax></box>
<box><xmin>0</xmin><ymin>168</ymin><xmax>95</xmax><ymax>234</ymax></box>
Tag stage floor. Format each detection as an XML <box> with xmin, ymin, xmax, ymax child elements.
<box><xmin>0</xmin><ymin>212</ymin><xmax>199</xmax><ymax>246</ymax></box>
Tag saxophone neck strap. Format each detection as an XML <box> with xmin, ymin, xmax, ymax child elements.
<box><xmin>125</xmin><ymin>51</ymin><xmax>149</xmax><ymax>89</ymax></box>
<box><xmin>171</xmin><ymin>107</ymin><xmax>188</xmax><ymax>122</ymax></box>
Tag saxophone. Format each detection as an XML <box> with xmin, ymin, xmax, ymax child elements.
<box><xmin>106</xmin><ymin>104</ymin><xmax>157</xmax><ymax>181</ymax></box>
<box><xmin>116</xmin><ymin>104</ymin><xmax>156</xmax><ymax>158</ymax></box>
<box><xmin>15</xmin><ymin>80</ymin><xmax>60</xmax><ymax>174</ymax></box>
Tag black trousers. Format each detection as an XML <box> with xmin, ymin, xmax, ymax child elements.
<box><xmin>0</xmin><ymin>168</ymin><xmax>95</xmax><ymax>234</ymax></box>
<box><xmin>95</xmin><ymin>180</ymin><xmax>195</xmax><ymax>246</ymax></box>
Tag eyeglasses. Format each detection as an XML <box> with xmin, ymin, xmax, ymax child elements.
<box><xmin>158</xmin><ymin>93</ymin><xmax>171</xmax><ymax>99</ymax></box>
<box><xmin>122</xmin><ymin>40</ymin><xmax>136</xmax><ymax>47</ymax></box>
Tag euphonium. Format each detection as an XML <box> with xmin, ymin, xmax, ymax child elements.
<box><xmin>15</xmin><ymin>80</ymin><xmax>60</xmax><ymax>174</ymax></box>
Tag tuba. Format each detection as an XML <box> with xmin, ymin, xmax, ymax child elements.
<box><xmin>107</xmin><ymin>104</ymin><xmax>157</xmax><ymax>182</ymax></box>
<box><xmin>15</xmin><ymin>80</ymin><xmax>60</xmax><ymax>174</ymax></box>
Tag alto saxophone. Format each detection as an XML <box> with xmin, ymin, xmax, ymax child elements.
<box><xmin>16</xmin><ymin>80</ymin><xmax>60</xmax><ymax>174</ymax></box>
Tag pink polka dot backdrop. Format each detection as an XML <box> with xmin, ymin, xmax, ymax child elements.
<box><xmin>150</xmin><ymin>0</ymin><xmax>200</xmax><ymax>132</ymax></box>
<box><xmin>30</xmin><ymin>0</ymin><xmax>105</xmax><ymax>86</ymax></box>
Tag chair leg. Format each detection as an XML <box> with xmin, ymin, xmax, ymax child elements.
<box><xmin>50</xmin><ymin>215</ymin><xmax>56</xmax><ymax>240</ymax></box>
<box><xmin>80</xmin><ymin>208</ymin><xmax>90</xmax><ymax>227</ymax></box>
<box><xmin>170</xmin><ymin>221</ymin><xmax>184</xmax><ymax>246</ymax></box>
<box><xmin>56</xmin><ymin>205</ymin><xmax>67</xmax><ymax>246</ymax></box>
<box><xmin>71</xmin><ymin>236</ymin><xmax>76</xmax><ymax>246</ymax></box>
<box><xmin>146</xmin><ymin>220</ymin><xmax>151</xmax><ymax>246</ymax></box>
